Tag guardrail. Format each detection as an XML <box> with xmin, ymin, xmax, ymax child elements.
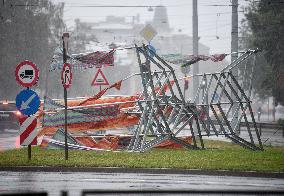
<box><xmin>211</xmin><ymin>120</ymin><xmax>284</xmax><ymax>137</ymax></box>
<box><xmin>241</xmin><ymin>121</ymin><xmax>282</xmax><ymax>129</ymax></box>
<box><xmin>251</xmin><ymin>122</ymin><xmax>283</xmax><ymax>137</ymax></box>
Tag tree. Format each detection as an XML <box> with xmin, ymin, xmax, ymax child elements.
<box><xmin>69</xmin><ymin>19</ymin><xmax>97</xmax><ymax>53</ymax></box>
<box><xmin>66</xmin><ymin>19</ymin><xmax>98</xmax><ymax>97</ymax></box>
<box><xmin>240</xmin><ymin>0</ymin><xmax>284</xmax><ymax>105</ymax></box>
<box><xmin>43</xmin><ymin>2</ymin><xmax>66</xmax><ymax>99</ymax></box>
<box><xmin>0</xmin><ymin>0</ymin><xmax>65</xmax><ymax>99</ymax></box>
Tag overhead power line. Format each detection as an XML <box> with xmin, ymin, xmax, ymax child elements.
<box><xmin>203</xmin><ymin>4</ymin><xmax>234</xmax><ymax>7</ymax></box>
<box><xmin>8</xmin><ymin>3</ymin><xmax>191</xmax><ymax>8</ymax></box>
<box><xmin>67</xmin><ymin>5</ymin><xmax>163</xmax><ymax>8</ymax></box>
<box><xmin>64</xmin><ymin>4</ymin><xmax>191</xmax><ymax>8</ymax></box>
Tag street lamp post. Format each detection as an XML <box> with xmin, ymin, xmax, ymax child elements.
<box><xmin>184</xmin><ymin>74</ymin><xmax>187</xmax><ymax>99</ymax></box>
<box><xmin>267</xmin><ymin>98</ymin><xmax>269</xmax><ymax>121</ymax></box>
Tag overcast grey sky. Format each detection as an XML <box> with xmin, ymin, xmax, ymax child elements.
<box><xmin>52</xmin><ymin>0</ymin><xmax>248</xmax><ymax>54</ymax></box>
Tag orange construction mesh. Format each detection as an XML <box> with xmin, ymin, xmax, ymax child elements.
<box><xmin>75</xmin><ymin>135</ymin><xmax>119</xmax><ymax>150</ymax></box>
<box><xmin>155</xmin><ymin>136</ymin><xmax>193</xmax><ymax>149</ymax></box>
<box><xmin>38</xmin><ymin>113</ymin><xmax>139</xmax><ymax>136</ymax></box>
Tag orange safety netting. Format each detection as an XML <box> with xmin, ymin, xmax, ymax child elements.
<box><xmin>38</xmin><ymin>113</ymin><xmax>139</xmax><ymax>136</ymax></box>
<box><xmin>155</xmin><ymin>136</ymin><xmax>193</xmax><ymax>149</ymax></box>
<box><xmin>37</xmin><ymin>95</ymin><xmax>140</xmax><ymax>136</ymax></box>
<box><xmin>78</xmin><ymin>80</ymin><xmax>122</xmax><ymax>106</ymax></box>
<box><xmin>154</xmin><ymin>80</ymin><xmax>175</xmax><ymax>95</ymax></box>
<box><xmin>67</xmin><ymin>95</ymin><xmax>137</xmax><ymax>108</ymax></box>
<box><xmin>75</xmin><ymin>136</ymin><xmax>119</xmax><ymax>150</ymax></box>
<box><xmin>37</xmin><ymin>78</ymin><xmax>176</xmax><ymax>137</ymax></box>
<box><xmin>38</xmin><ymin>95</ymin><xmax>137</xmax><ymax>115</ymax></box>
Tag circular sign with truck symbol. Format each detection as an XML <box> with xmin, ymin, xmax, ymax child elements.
<box><xmin>15</xmin><ymin>60</ymin><xmax>39</xmax><ymax>88</ymax></box>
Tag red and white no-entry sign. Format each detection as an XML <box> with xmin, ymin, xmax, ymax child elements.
<box><xmin>15</xmin><ymin>60</ymin><xmax>39</xmax><ymax>88</ymax></box>
<box><xmin>19</xmin><ymin>116</ymin><xmax>37</xmax><ymax>146</ymax></box>
<box><xmin>61</xmin><ymin>63</ymin><xmax>72</xmax><ymax>88</ymax></box>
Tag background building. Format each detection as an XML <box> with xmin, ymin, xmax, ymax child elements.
<box><xmin>80</xmin><ymin>5</ymin><xmax>228</xmax><ymax>98</ymax></box>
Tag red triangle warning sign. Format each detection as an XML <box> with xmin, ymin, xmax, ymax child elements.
<box><xmin>91</xmin><ymin>69</ymin><xmax>109</xmax><ymax>86</ymax></box>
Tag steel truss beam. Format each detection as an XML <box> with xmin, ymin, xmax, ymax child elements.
<box><xmin>128</xmin><ymin>45</ymin><xmax>263</xmax><ymax>152</ymax></box>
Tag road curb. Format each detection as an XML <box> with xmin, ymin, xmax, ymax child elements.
<box><xmin>0</xmin><ymin>166</ymin><xmax>283</xmax><ymax>178</ymax></box>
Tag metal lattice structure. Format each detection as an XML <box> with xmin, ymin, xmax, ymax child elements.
<box><xmin>128</xmin><ymin>45</ymin><xmax>263</xmax><ymax>152</ymax></box>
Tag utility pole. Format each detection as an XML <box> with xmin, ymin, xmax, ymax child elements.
<box><xmin>231</xmin><ymin>0</ymin><xmax>239</xmax><ymax>134</ymax></box>
<box><xmin>192</xmin><ymin>0</ymin><xmax>199</xmax><ymax>102</ymax></box>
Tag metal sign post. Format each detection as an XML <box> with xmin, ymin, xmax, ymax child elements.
<box><xmin>15</xmin><ymin>60</ymin><xmax>40</xmax><ymax>161</ymax></box>
<box><xmin>62</xmin><ymin>33</ymin><xmax>70</xmax><ymax>160</ymax></box>
<box><xmin>184</xmin><ymin>74</ymin><xmax>187</xmax><ymax>98</ymax></box>
<box><xmin>16</xmin><ymin>90</ymin><xmax>40</xmax><ymax>160</ymax></box>
<box><xmin>28</xmin><ymin>114</ymin><xmax>31</xmax><ymax>161</ymax></box>
<box><xmin>28</xmin><ymin>143</ymin><xmax>31</xmax><ymax>160</ymax></box>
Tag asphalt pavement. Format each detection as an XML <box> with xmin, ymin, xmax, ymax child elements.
<box><xmin>0</xmin><ymin>171</ymin><xmax>283</xmax><ymax>196</ymax></box>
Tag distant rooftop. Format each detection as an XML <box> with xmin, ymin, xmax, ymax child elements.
<box><xmin>93</xmin><ymin>23</ymin><xmax>133</xmax><ymax>30</ymax></box>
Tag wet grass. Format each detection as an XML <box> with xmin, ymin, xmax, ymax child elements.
<box><xmin>0</xmin><ymin>140</ymin><xmax>284</xmax><ymax>172</ymax></box>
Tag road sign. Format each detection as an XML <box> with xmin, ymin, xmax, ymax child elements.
<box><xmin>15</xmin><ymin>60</ymin><xmax>39</xmax><ymax>88</ymax></box>
<box><xmin>140</xmin><ymin>24</ymin><xmax>157</xmax><ymax>42</ymax></box>
<box><xmin>16</xmin><ymin>89</ymin><xmax>40</xmax><ymax>116</ymax></box>
<box><xmin>147</xmin><ymin>44</ymin><xmax>156</xmax><ymax>57</ymax></box>
<box><xmin>91</xmin><ymin>69</ymin><xmax>109</xmax><ymax>86</ymax></box>
<box><xmin>184</xmin><ymin>78</ymin><xmax>189</xmax><ymax>90</ymax></box>
<box><xmin>61</xmin><ymin>63</ymin><xmax>72</xmax><ymax>88</ymax></box>
<box><xmin>180</xmin><ymin>66</ymin><xmax>191</xmax><ymax>74</ymax></box>
<box><xmin>19</xmin><ymin>116</ymin><xmax>37</xmax><ymax>146</ymax></box>
<box><xmin>212</xmin><ymin>92</ymin><xmax>219</xmax><ymax>102</ymax></box>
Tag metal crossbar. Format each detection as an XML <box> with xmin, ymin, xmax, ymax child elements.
<box><xmin>128</xmin><ymin>45</ymin><xmax>263</xmax><ymax>152</ymax></box>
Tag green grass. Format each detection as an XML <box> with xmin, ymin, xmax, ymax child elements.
<box><xmin>0</xmin><ymin>140</ymin><xmax>284</xmax><ymax>173</ymax></box>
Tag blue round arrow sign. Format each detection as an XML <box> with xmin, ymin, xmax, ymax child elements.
<box><xmin>147</xmin><ymin>44</ymin><xmax>156</xmax><ymax>58</ymax></box>
<box><xmin>16</xmin><ymin>89</ymin><xmax>40</xmax><ymax>116</ymax></box>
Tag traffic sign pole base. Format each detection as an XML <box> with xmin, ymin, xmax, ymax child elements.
<box><xmin>28</xmin><ymin>145</ymin><xmax>31</xmax><ymax>161</ymax></box>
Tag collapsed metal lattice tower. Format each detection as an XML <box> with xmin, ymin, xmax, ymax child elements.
<box><xmin>128</xmin><ymin>45</ymin><xmax>263</xmax><ymax>152</ymax></box>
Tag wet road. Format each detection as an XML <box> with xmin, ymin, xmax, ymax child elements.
<box><xmin>0</xmin><ymin>171</ymin><xmax>283</xmax><ymax>196</ymax></box>
<box><xmin>0</xmin><ymin>128</ymin><xmax>21</xmax><ymax>151</ymax></box>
